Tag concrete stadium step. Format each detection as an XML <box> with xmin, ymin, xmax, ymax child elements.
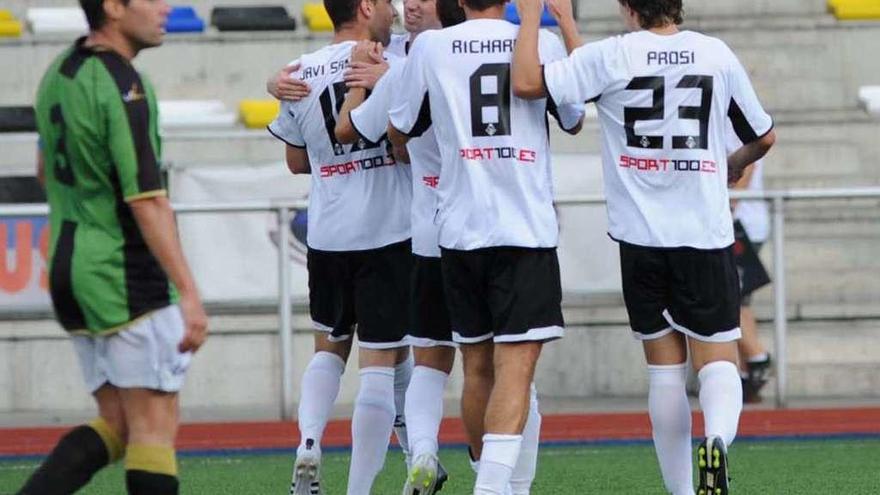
<box><xmin>1</xmin><ymin>308</ymin><xmax>878</xmax><ymax>419</ymax></box>
<box><xmin>3</xmin><ymin>18</ymin><xmax>879</xmax><ymax>116</ymax></box>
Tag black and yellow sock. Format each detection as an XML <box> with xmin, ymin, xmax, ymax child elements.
<box><xmin>125</xmin><ymin>444</ymin><xmax>179</xmax><ymax>495</ymax></box>
<box><xmin>16</xmin><ymin>417</ymin><xmax>124</xmax><ymax>495</ymax></box>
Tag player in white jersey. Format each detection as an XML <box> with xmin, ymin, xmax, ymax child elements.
<box><xmin>513</xmin><ymin>0</ymin><xmax>776</xmax><ymax>494</ymax></box>
<box><xmin>336</xmin><ymin>1</ymin><xmax>549</xmax><ymax>492</ymax></box>
<box><xmin>334</xmin><ymin>6</ymin><xmax>453</xmax><ymax>495</ymax></box>
<box><xmin>388</xmin><ymin>2</ymin><xmax>584</xmax><ymax>493</ymax></box>
<box><xmin>266</xmin><ymin>0</ymin><xmax>411</xmax><ymax>494</ymax></box>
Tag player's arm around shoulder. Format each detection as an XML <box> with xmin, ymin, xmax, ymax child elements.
<box><xmin>512</xmin><ymin>0</ymin><xmax>550</xmax><ymax>99</ymax></box>
<box><xmin>335</xmin><ymin>41</ymin><xmax>389</xmax><ymax>144</ymax></box>
<box><xmin>128</xmin><ymin>195</ymin><xmax>208</xmax><ymax>353</ymax></box>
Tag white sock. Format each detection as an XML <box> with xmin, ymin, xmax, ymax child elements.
<box><xmin>347</xmin><ymin>367</ymin><xmax>396</xmax><ymax>495</ymax></box>
<box><xmin>648</xmin><ymin>364</ymin><xmax>695</xmax><ymax>495</ymax></box>
<box><xmin>405</xmin><ymin>366</ymin><xmax>448</xmax><ymax>460</ymax></box>
<box><xmin>474</xmin><ymin>434</ymin><xmax>522</xmax><ymax>495</ymax></box>
<box><xmin>698</xmin><ymin>360</ymin><xmax>743</xmax><ymax>447</ymax></box>
<box><xmin>297</xmin><ymin>351</ymin><xmax>345</xmax><ymax>455</ymax></box>
<box><xmin>394</xmin><ymin>354</ymin><xmax>414</xmax><ymax>466</ymax></box>
<box><xmin>509</xmin><ymin>384</ymin><xmax>541</xmax><ymax>495</ymax></box>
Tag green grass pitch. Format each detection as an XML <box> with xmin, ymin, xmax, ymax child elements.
<box><xmin>1</xmin><ymin>438</ymin><xmax>878</xmax><ymax>494</ymax></box>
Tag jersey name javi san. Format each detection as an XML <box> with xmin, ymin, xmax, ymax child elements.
<box><xmin>390</xmin><ymin>20</ymin><xmax>584</xmax><ymax>251</ymax></box>
<box><xmin>268</xmin><ymin>42</ymin><xmax>412</xmax><ymax>252</ymax></box>
<box><xmin>544</xmin><ymin>30</ymin><xmax>773</xmax><ymax>250</ymax></box>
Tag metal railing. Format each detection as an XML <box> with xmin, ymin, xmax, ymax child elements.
<box><xmin>3</xmin><ymin>186</ymin><xmax>880</xmax><ymax>417</ymax></box>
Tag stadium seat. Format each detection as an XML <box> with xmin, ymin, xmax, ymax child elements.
<box><xmin>858</xmin><ymin>86</ymin><xmax>880</xmax><ymax>116</ymax></box>
<box><xmin>159</xmin><ymin>100</ymin><xmax>237</xmax><ymax>129</ymax></box>
<box><xmin>828</xmin><ymin>0</ymin><xmax>880</xmax><ymax>20</ymax></box>
<box><xmin>504</xmin><ymin>3</ymin><xmax>558</xmax><ymax>26</ymax></box>
<box><xmin>26</xmin><ymin>7</ymin><xmax>89</xmax><ymax>35</ymax></box>
<box><xmin>166</xmin><ymin>6</ymin><xmax>206</xmax><ymax>33</ymax></box>
<box><xmin>238</xmin><ymin>99</ymin><xmax>281</xmax><ymax>129</ymax></box>
<box><xmin>210</xmin><ymin>6</ymin><xmax>297</xmax><ymax>31</ymax></box>
<box><xmin>0</xmin><ymin>10</ymin><xmax>22</xmax><ymax>38</ymax></box>
<box><xmin>303</xmin><ymin>3</ymin><xmax>333</xmax><ymax>32</ymax></box>
<box><xmin>0</xmin><ymin>106</ymin><xmax>36</xmax><ymax>133</ymax></box>
<box><xmin>0</xmin><ymin>19</ymin><xmax>23</xmax><ymax>38</ymax></box>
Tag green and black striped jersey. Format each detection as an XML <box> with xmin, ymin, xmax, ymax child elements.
<box><xmin>35</xmin><ymin>37</ymin><xmax>178</xmax><ymax>335</ymax></box>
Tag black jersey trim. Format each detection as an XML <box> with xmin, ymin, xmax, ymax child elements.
<box><xmin>95</xmin><ymin>52</ymin><xmax>162</xmax><ymax>195</ymax></box>
<box><xmin>109</xmin><ymin>168</ymin><xmax>172</xmax><ymax>322</ymax></box>
<box><xmin>49</xmin><ymin>220</ymin><xmax>88</xmax><ymax>331</ymax></box>
<box><xmin>349</xmin><ymin>116</ymin><xmax>384</xmax><ymax>147</ymax></box>
<box><xmin>404</xmin><ymin>93</ymin><xmax>432</xmax><ymax>138</ymax></box>
<box><xmin>728</xmin><ymin>98</ymin><xmax>762</xmax><ymax>144</ymax></box>
<box><xmin>267</xmin><ymin>125</ymin><xmax>306</xmax><ymax>148</ymax></box>
<box><xmin>59</xmin><ymin>38</ymin><xmax>92</xmax><ymax>79</ymax></box>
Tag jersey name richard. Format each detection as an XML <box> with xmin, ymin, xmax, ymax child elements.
<box><xmin>452</xmin><ymin>38</ymin><xmax>515</xmax><ymax>54</ymax></box>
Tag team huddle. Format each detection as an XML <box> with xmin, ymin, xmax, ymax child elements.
<box><xmin>22</xmin><ymin>0</ymin><xmax>775</xmax><ymax>494</ymax></box>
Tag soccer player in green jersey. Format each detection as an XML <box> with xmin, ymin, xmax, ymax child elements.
<box><xmin>17</xmin><ymin>1</ymin><xmax>207</xmax><ymax>494</ymax></box>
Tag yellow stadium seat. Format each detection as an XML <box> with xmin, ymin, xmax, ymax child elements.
<box><xmin>0</xmin><ymin>20</ymin><xmax>23</xmax><ymax>37</ymax></box>
<box><xmin>303</xmin><ymin>2</ymin><xmax>333</xmax><ymax>31</ymax></box>
<box><xmin>239</xmin><ymin>99</ymin><xmax>280</xmax><ymax>129</ymax></box>
<box><xmin>0</xmin><ymin>9</ymin><xmax>14</xmax><ymax>20</ymax></box>
<box><xmin>828</xmin><ymin>0</ymin><xmax>880</xmax><ymax>19</ymax></box>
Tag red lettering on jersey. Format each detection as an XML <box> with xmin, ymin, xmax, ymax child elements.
<box><xmin>423</xmin><ymin>176</ymin><xmax>440</xmax><ymax>188</ymax></box>
<box><xmin>519</xmin><ymin>150</ymin><xmax>536</xmax><ymax>163</ymax></box>
<box><xmin>701</xmin><ymin>160</ymin><xmax>717</xmax><ymax>173</ymax></box>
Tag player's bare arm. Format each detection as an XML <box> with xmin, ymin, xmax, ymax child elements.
<box><xmin>336</xmin><ymin>42</ymin><xmax>387</xmax><ymax>144</ymax></box>
<box><xmin>386</xmin><ymin>123</ymin><xmax>412</xmax><ymax>164</ymax></box>
<box><xmin>730</xmin><ymin>162</ymin><xmax>757</xmax><ymax>210</ymax></box>
<box><xmin>267</xmin><ymin>62</ymin><xmax>311</xmax><ymax>101</ymax></box>
<box><xmin>727</xmin><ymin>130</ymin><xmax>776</xmax><ymax>185</ymax></box>
<box><xmin>343</xmin><ymin>42</ymin><xmax>389</xmax><ymax>90</ymax></box>
<box><xmin>512</xmin><ymin>0</ymin><xmax>547</xmax><ymax>99</ymax></box>
<box><xmin>285</xmin><ymin>145</ymin><xmax>311</xmax><ymax>174</ymax></box>
<box><xmin>546</xmin><ymin>0</ymin><xmax>583</xmax><ymax>53</ymax></box>
<box><xmin>128</xmin><ymin>196</ymin><xmax>208</xmax><ymax>353</ymax></box>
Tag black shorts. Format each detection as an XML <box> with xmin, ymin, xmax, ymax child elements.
<box><xmin>441</xmin><ymin>246</ymin><xmax>564</xmax><ymax>344</ymax></box>
<box><xmin>308</xmin><ymin>240</ymin><xmax>411</xmax><ymax>348</ymax></box>
<box><xmin>619</xmin><ymin>242</ymin><xmax>741</xmax><ymax>342</ymax></box>
<box><xmin>409</xmin><ymin>255</ymin><xmax>455</xmax><ymax>347</ymax></box>
<box><xmin>738</xmin><ymin>242</ymin><xmax>763</xmax><ymax>306</ymax></box>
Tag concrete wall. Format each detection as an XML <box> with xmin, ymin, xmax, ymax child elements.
<box><xmin>2</xmin><ymin>308</ymin><xmax>879</xmax><ymax>422</ymax></box>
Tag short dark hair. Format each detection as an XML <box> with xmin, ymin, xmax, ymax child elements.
<box><xmin>79</xmin><ymin>0</ymin><xmax>130</xmax><ymax>30</ymax></box>
<box><xmin>618</xmin><ymin>0</ymin><xmax>683</xmax><ymax>28</ymax></box>
<box><xmin>324</xmin><ymin>0</ymin><xmax>363</xmax><ymax>28</ymax></box>
<box><xmin>461</xmin><ymin>0</ymin><xmax>506</xmax><ymax>13</ymax></box>
<box><xmin>437</xmin><ymin>0</ymin><xmax>465</xmax><ymax>27</ymax></box>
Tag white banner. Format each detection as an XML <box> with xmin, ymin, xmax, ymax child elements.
<box><xmin>171</xmin><ymin>153</ymin><xmax>621</xmax><ymax>304</ymax></box>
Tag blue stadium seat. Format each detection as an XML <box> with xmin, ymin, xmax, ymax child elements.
<box><xmin>505</xmin><ymin>3</ymin><xmax>558</xmax><ymax>26</ymax></box>
<box><xmin>166</xmin><ymin>6</ymin><xmax>205</xmax><ymax>33</ymax></box>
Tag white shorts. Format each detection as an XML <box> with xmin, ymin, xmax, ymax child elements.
<box><xmin>72</xmin><ymin>305</ymin><xmax>192</xmax><ymax>394</ymax></box>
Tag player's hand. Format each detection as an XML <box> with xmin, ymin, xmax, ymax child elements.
<box><xmin>546</xmin><ymin>0</ymin><xmax>574</xmax><ymax>24</ymax></box>
<box><xmin>344</xmin><ymin>50</ymin><xmax>389</xmax><ymax>90</ymax></box>
<box><xmin>267</xmin><ymin>63</ymin><xmax>311</xmax><ymax>102</ymax></box>
<box><xmin>351</xmin><ymin>40</ymin><xmax>382</xmax><ymax>64</ymax></box>
<box><xmin>392</xmin><ymin>143</ymin><xmax>411</xmax><ymax>164</ymax></box>
<box><xmin>728</xmin><ymin>164</ymin><xmax>745</xmax><ymax>186</ymax></box>
<box><xmin>178</xmin><ymin>292</ymin><xmax>208</xmax><ymax>353</ymax></box>
<box><xmin>516</xmin><ymin>0</ymin><xmax>546</xmax><ymax>24</ymax></box>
